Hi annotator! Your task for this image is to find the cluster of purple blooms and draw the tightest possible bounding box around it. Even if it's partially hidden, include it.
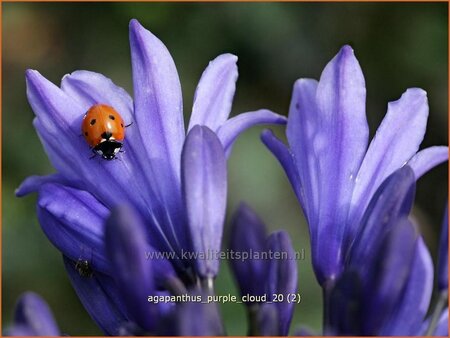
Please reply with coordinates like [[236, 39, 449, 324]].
[[7, 19, 448, 336]]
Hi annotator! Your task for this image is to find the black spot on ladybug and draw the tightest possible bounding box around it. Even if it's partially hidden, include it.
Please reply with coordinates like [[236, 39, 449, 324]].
[[109, 115, 115, 120], [84, 132, 88, 136], [90, 119, 96, 126], [121, 123, 124, 127]]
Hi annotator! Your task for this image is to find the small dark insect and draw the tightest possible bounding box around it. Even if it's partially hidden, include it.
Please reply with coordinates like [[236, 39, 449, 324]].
[[75, 259, 93, 278]]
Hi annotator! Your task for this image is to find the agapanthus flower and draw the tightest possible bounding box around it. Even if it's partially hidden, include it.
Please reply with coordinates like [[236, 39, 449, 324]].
[[229, 204, 297, 335], [16, 19, 286, 335], [4, 292, 60, 336], [262, 45, 448, 285], [327, 166, 448, 336]]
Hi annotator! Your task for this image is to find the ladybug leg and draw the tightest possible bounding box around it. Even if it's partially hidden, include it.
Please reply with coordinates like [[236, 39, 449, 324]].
[[125, 122, 133, 128]]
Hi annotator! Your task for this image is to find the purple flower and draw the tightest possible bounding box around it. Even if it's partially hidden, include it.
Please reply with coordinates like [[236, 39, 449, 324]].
[[16, 19, 286, 335], [5, 292, 60, 336], [61, 123, 227, 334], [229, 204, 298, 335], [262, 45, 448, 285], [328, 166, 448, 336]]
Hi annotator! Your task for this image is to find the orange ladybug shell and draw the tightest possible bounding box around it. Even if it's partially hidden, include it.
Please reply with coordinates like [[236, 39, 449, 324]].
[[82, 104, 125, 147]]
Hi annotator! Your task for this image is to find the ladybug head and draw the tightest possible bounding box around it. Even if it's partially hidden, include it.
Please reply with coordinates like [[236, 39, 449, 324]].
[[93, 140, 123, 160]]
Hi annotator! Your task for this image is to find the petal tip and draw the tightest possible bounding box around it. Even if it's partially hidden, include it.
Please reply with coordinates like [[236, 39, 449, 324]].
[[294, 77, 317, 90], [260, 128, 275, 141], [16, 176, 40, 197], [129, 18, 155, 41], [25, 69, 41, 84], [334, 44, 359, 69], [405, 87, 427, 98], [15, 187, 25, 197], [340, 44, 354, 54], [189, 124, 205, 134], [389, 87, 428, 112], [61, 70, 81, 81], [129, 18, 142, 32], [129, 19, 150, 42], [216, 53, 238, 64], [25, 68, 38, 78], [234, 201, 256, 221]]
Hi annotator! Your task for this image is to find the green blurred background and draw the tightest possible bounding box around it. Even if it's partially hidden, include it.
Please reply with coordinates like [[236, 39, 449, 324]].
[[2, 2, 448, 335]]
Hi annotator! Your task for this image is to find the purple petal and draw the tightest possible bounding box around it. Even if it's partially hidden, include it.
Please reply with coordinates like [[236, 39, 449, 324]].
[[348, 88, 429, 239], [26, 70, 179, 255], [408, 146, 449, 180], [229, 203, 268, 298], [310, 45, 369, 283], [266, 231, 298, 335], [188, 54, 238, 132], [129, 19, 190, 257], [434, 309, 449, 336], [37, 183, 110, 274], [348, 166, 416, 276], [12, 292, 59, 336], [438, 206, 448, 291], [285, 78, 320, 228], [129, 18, 184, 187], [260, 129, 303, 207], [63, 256, 129, 335], [182, 126, 227, 278], [60, 70, 133, 120], [15, 174, 65, 197], [26, 69, 84, 134], [217, 109, 287, 156], [105, 205, 157, 331], [362, 218, 418, 335], [26, 70, 90, 181], [380, 237, 433, 335]]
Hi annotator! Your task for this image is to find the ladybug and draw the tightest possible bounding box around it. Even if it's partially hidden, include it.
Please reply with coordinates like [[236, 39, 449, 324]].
[[81, 104, 127, 160]]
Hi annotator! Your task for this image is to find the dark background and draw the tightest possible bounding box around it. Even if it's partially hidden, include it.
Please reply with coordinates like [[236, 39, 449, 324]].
[[2, 2, 448, 335]]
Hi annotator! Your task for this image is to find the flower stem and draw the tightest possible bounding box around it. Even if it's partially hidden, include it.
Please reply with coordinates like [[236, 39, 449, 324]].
[[247, 304, 260, 336], [322, 279, 335, 335], [163, 276, 187, 296], [425, 289, 448, 335], [200, 277, 227, 335], [201, 276, 215, 295]]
